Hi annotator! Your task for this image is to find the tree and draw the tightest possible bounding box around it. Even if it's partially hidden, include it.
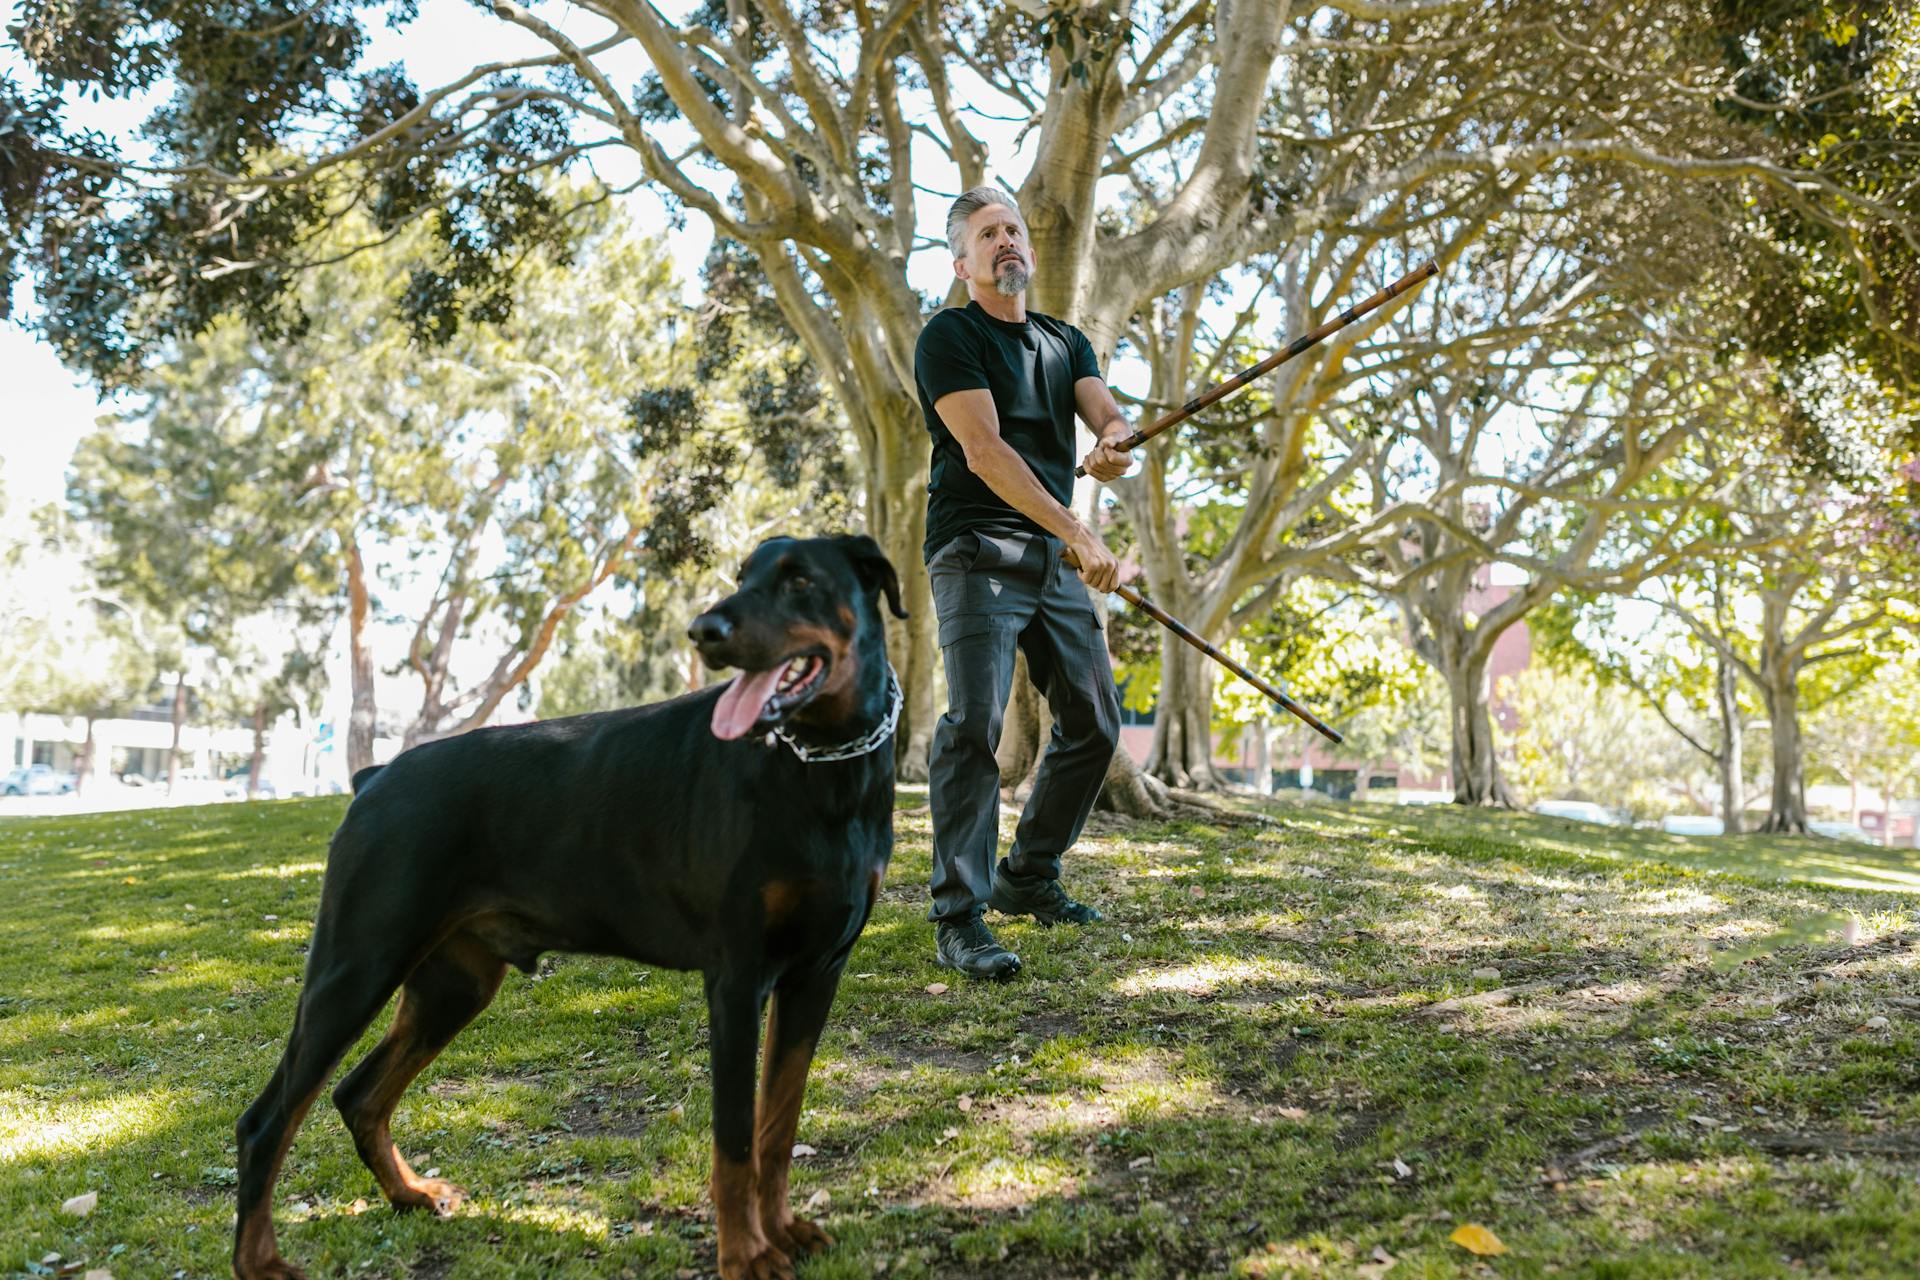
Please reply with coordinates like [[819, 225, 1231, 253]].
[[69, 198, 722, 771], [538, 239, 861, 719], [1209, 581, 1446, 797], [1629, 414, 1918, 833], [201, 610, 331, 796], [1806, 648, 1920, 840], [1495, 658, 1703, 822], [1535, 584, 1772, 831], [10, 0, 1915, 798]]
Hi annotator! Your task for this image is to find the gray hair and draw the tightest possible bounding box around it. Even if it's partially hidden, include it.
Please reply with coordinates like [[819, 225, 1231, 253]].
[[946, 186, 1025, 260]]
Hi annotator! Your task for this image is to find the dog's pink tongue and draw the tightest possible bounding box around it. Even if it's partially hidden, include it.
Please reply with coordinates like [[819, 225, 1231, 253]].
[[711, 666, 785, 740]]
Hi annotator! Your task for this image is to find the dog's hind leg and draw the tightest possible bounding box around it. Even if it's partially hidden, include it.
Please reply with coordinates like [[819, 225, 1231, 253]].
[[753, 960, 846, 1260], [332, 932, 507, 1215], [233, 947, 416, 1280]]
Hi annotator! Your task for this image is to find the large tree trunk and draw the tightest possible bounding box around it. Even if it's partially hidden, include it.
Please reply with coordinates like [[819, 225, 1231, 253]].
[[248, 701, 269, 798], [164, 671, 187, 792], [1445, 651, 1512, 807], [1759, 674, 1809, 833], [345, 535, 378, 776], [1716, 656, 1745, 835], [868, 416, 937, 782], [1145, 635, 1221, 789]]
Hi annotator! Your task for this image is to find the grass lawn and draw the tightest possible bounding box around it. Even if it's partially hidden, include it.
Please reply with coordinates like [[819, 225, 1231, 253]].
[[3, 793, 1917, 1279]]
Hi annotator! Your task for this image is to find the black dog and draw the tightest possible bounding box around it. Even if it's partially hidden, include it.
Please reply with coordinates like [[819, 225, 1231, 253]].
[[233, 534, 906, 1280]]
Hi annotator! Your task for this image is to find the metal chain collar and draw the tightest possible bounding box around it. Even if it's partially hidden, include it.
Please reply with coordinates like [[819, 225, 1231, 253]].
[[770, 665, 902, 764]]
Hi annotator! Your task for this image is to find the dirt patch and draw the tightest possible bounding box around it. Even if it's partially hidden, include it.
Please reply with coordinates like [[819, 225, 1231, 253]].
[[1745, 1129, 1920, 1158], [407, 1247, 452, 1279], [864, 1029, 994, 1074], [1019, 1010, 1083, 1042], [559, 1086, 655, 1140]]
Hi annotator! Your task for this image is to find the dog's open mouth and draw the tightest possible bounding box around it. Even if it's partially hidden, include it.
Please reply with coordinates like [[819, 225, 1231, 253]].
[[710, 653, 829, 740]]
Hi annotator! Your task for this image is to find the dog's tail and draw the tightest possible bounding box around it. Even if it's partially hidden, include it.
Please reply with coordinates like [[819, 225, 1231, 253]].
[[350, 764, 386, 795]]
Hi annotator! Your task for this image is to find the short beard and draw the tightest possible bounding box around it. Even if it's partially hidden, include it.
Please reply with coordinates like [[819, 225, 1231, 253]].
[[993, 258, 1030, 297]]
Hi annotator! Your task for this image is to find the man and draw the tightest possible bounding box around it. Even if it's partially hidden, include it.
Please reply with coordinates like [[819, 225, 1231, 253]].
[[914, 185, 1133, 981]]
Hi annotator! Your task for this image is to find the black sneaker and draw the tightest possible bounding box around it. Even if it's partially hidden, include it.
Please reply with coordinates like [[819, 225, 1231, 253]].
[[935, 917, 1022, 981], [989, 867, 1103, 926]]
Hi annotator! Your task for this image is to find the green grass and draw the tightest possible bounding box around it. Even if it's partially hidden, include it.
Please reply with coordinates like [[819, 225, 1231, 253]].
[[3, 793, 1916, 1279]]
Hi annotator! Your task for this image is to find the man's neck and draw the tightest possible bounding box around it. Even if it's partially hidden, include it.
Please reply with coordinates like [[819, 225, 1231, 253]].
[[969, 286, 1027, 324]]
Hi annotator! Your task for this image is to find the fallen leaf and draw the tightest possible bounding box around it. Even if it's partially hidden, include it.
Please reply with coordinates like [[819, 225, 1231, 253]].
[[1392, 1157, 1413, 1179], [1372, 1245, 1395, 1264], [60, 1191, 98, 1217], [1471, 967, 1502, 981], [85, 1271, 114, 1280], [1275, 1106, 1310, 1121], [1844, 916, 1862, 945], [348, 1198, 369, 1215], [803, 1188, 831, 1211], [924, 982, 949, 996], [1448, 1224, 1508, 1256], [957, 1095, 973, 1112], [1128, 1155, 1153, 1169], [1189, 885, 1206, 899], [1863, 1015, 1890, 1030], [791, 1143, 818, 1158]]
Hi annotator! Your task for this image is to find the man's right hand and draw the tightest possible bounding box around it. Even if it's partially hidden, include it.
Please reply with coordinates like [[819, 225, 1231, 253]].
[[1066, 530, 1120, 594]]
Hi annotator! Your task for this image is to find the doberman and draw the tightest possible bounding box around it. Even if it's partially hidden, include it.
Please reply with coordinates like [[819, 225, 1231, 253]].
[[232, 534, 907, 1280]]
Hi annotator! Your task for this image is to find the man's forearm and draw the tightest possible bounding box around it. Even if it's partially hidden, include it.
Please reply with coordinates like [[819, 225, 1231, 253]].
[[963, 436, 1089, 544]]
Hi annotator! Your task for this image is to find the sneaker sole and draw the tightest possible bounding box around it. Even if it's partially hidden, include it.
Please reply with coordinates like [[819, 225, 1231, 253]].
[[934, 952, 1024, 981]]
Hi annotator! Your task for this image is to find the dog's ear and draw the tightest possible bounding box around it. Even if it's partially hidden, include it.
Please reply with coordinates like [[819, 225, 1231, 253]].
[[834, 534, 908, 619]]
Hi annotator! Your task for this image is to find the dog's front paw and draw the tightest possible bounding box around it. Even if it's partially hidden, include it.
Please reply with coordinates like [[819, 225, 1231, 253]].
[[391, 1177, 467, 1217], [718, 1238, 795, 1280], [769, 1212, 832, 1257], [232, 1252, 311, 1280]]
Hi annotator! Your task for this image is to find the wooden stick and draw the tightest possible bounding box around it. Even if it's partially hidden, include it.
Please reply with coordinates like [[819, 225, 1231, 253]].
[[1113, 581, 1343, 745], [1064, 550, 1343, 744], [1077, 260, 1439, 477]]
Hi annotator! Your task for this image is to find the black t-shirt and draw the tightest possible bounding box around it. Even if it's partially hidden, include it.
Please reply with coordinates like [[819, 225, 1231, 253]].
[[913, 302, 1102, 560]]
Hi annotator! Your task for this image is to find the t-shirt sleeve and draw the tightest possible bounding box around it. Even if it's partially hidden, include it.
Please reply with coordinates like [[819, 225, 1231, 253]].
[[1067, 325, 1101, 382], [915, 310, 990, 403]]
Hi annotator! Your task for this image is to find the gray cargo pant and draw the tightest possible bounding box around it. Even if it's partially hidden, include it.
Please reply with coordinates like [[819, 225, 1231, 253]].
[[926, 528, 1122, 923]]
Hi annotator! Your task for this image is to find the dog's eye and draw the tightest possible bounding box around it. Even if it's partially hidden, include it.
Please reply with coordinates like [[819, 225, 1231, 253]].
[[784, 575, 812, 594]]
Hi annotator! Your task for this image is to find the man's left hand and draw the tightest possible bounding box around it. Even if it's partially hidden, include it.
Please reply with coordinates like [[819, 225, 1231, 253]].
[[1081, 440, 1131, 482]]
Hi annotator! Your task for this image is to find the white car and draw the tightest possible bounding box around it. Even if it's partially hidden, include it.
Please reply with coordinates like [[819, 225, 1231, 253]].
[[1533, 800, 1618, 825], [1658, 814, 1724, 836], [2, 764, 76, 796]]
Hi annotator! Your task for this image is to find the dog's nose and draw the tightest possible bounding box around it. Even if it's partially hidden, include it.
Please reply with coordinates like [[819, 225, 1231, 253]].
[[688, 612, 733, 645]]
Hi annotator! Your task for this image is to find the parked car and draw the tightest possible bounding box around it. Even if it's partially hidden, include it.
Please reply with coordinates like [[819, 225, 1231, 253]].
[[1808, 819, 1875, 844], [1, 764, 76, 796], [1659, 814, 1725, 836], [1532, 799, 1619, 825], [224, 770, 277, 800]]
